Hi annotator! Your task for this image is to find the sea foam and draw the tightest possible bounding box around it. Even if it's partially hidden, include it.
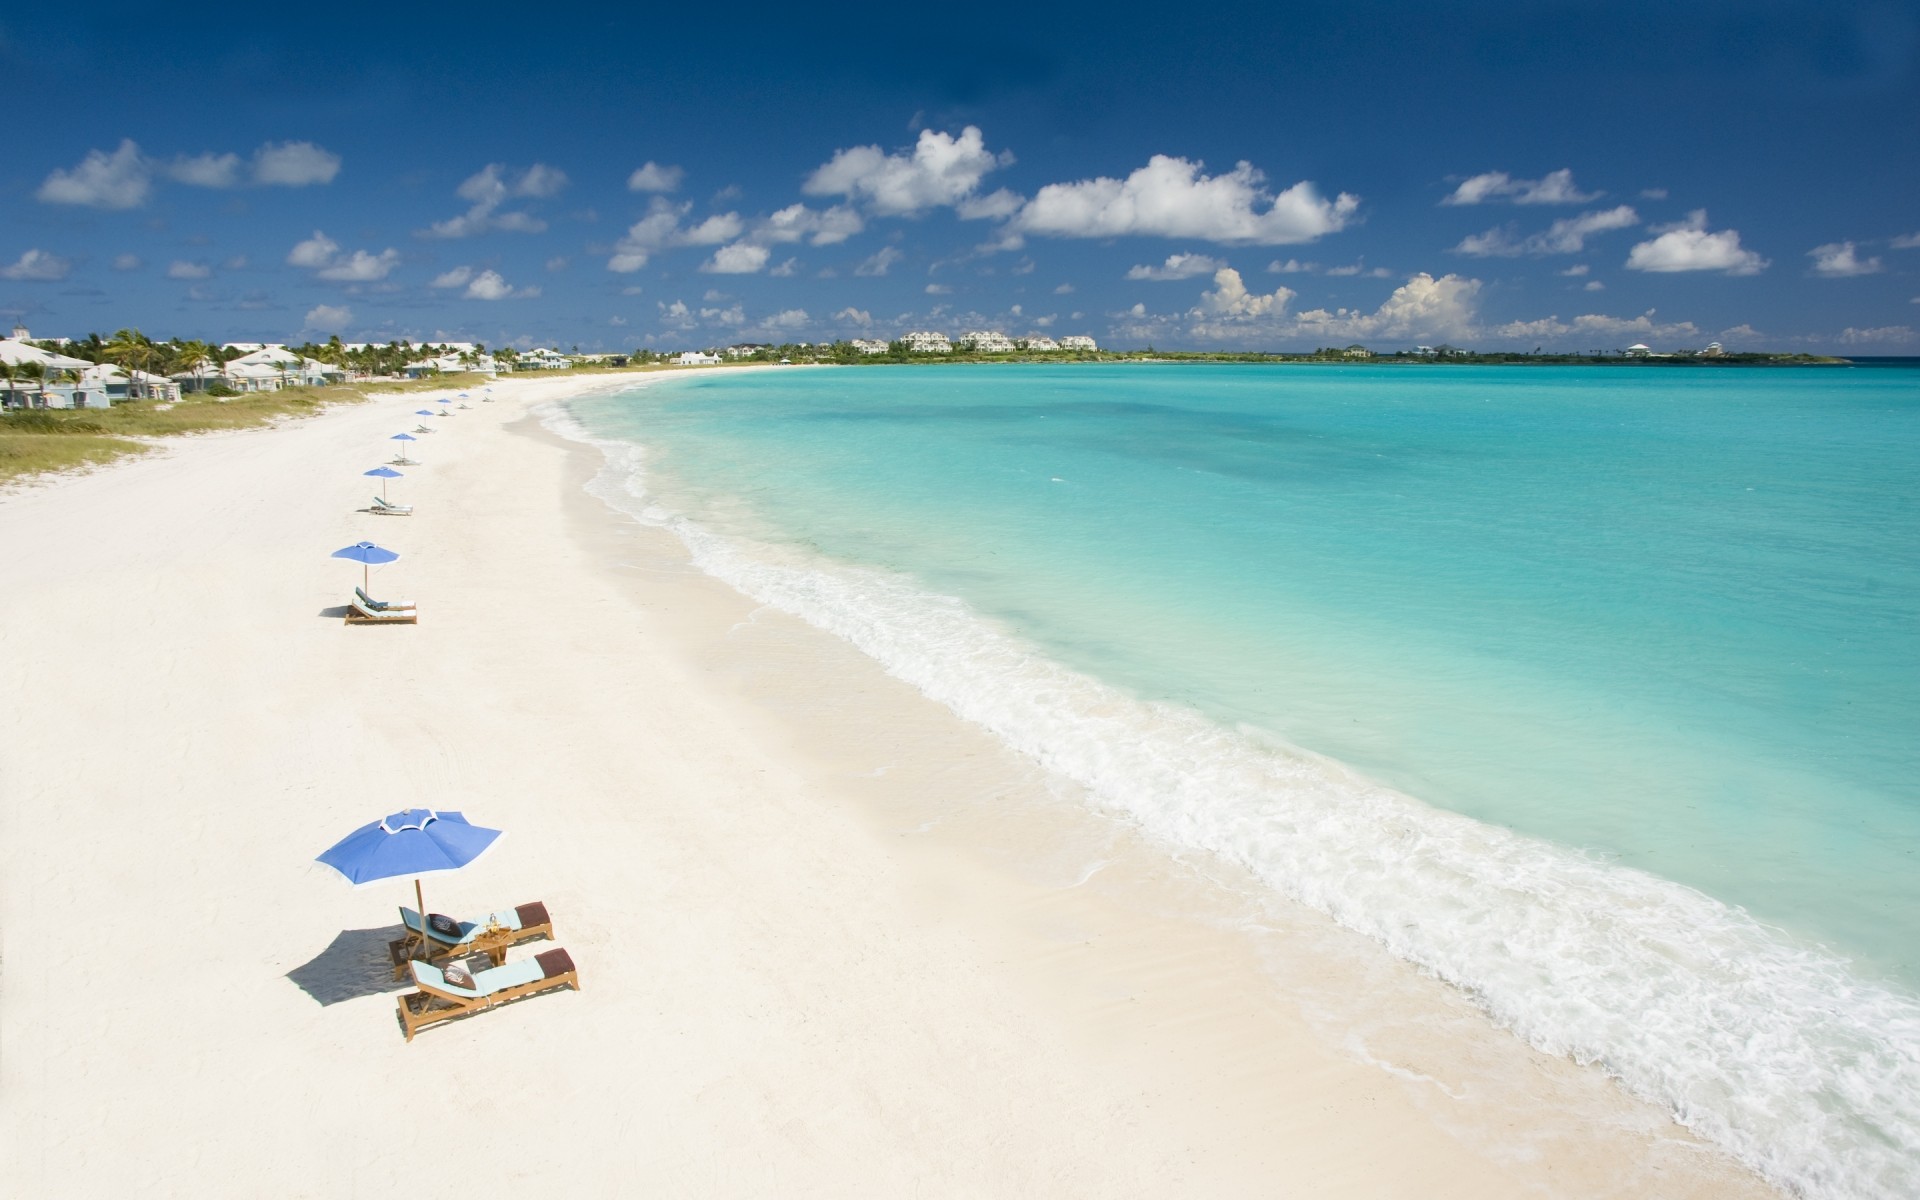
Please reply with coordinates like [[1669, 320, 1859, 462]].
[[545, 399, 1920, 1200]]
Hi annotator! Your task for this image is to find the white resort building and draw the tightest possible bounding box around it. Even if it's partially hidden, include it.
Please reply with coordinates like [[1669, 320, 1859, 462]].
[[900, 331, 953, 354], [674, 351, 721, 366], [958, 331, 1016, 353], [850, 339, 890, 355], [1058, 335, 1098, 351], [1017, 335, 1059, 352]]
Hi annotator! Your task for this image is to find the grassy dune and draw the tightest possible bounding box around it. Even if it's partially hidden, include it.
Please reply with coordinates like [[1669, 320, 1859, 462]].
[[0, 380, 429, 485]]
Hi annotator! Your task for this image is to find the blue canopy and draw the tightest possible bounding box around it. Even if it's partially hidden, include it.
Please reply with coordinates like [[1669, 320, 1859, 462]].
[[365, 467, 403, 480], [391, 432, 416, 442], [315, 808, 502, 888], [332, 541, 399, 566], [416, 409, 435, 417]]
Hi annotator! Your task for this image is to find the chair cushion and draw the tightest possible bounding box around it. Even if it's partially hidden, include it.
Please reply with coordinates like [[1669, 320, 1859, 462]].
[[442, 962, 475, 990], [427, 913, 460, 937]]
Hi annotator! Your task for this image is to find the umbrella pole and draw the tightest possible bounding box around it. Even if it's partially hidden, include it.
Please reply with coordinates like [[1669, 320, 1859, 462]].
[[414, 878, 427, 962]]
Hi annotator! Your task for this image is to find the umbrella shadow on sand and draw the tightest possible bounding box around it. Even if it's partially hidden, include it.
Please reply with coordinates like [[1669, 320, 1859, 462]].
[[287, 926, 406, 1005], [317, 605, 352, 619]]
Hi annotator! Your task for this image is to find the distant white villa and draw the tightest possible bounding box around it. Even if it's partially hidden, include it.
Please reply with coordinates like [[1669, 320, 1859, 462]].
[[674, 351, 721, 366], [900, 331, 953, 354], [1624, 343, 1653, 358], [0, 335, 179, 408], [1702, 342, 1726, 357], [1017, 335, 1059, 352], [1058, 335, 1098, 352], [723, 343, 771, 360], [958, 331, 1016, 353], [850, 339, 890, 355]]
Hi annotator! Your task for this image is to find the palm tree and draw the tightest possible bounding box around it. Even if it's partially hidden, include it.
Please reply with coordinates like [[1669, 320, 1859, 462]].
[[15, 360, 46, 408], [105, 328, 159, 400], [0, 358, 16, 409]]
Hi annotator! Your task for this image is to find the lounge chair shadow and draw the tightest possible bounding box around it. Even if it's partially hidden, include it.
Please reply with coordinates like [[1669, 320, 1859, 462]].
[[287, 926, 407, 1006], [318, 604, 352, 619]]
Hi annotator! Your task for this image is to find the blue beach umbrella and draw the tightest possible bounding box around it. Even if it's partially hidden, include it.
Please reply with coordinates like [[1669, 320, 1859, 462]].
[[389, 431, 418, 464], [315, 808, 504, 961], [365, 465, 402, 502], [331, 539, 399, 592]]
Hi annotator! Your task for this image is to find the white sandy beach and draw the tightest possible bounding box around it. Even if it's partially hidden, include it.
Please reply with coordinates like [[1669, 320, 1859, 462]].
[[0, 372, 1780, 1198]]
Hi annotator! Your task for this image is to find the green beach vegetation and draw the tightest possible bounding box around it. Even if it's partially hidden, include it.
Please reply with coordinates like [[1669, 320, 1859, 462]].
[[0, 377, 477, 485]]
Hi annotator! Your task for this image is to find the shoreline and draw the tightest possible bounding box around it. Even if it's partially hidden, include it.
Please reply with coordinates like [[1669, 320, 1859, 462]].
[[0, 372, 1778, 1196]]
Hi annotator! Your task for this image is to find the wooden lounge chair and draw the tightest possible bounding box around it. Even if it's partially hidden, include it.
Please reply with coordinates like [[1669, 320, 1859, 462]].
[[389, 901, 555, 978], [355, 586, 414, 611], [370, 496, 414, 516], [398, 947, 579, 1041], [346, 597, 417, 625]]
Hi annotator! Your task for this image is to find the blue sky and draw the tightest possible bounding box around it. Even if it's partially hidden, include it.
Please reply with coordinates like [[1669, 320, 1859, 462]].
[[4, 2, 1917, 353]]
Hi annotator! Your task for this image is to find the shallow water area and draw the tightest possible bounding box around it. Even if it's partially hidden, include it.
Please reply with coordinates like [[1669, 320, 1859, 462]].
[[560, 362, 1920, 1200]]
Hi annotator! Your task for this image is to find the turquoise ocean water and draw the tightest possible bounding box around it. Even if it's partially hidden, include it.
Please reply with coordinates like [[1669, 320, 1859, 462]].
[[560, 363, 1920, 1199]]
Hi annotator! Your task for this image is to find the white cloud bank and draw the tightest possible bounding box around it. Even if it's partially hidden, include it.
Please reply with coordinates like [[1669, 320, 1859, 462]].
[[804, 126, 1012, 216], [286, 230, 400, 281], [627, 161, 685, 193], [1808, 241, 1883, 277], [37, 139, 340, 208], [1455, 206, 1639, 256], [1625, 211, 1767, 275], [1443, 168, 1599, 206], [1127, 253, 1224, 281], [423, 163, 569, 237], [302, 304, 352, 333], [1006, 155, 1357, 246], [1838, 325, 1915, 345], [1, 249, 72, 281], [462, 270, 538, 301], [36, 140, 151, 208], [609, 196, 854, 274]]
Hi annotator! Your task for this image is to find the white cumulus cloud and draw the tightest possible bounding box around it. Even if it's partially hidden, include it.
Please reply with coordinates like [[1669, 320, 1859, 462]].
[[431, 266, 474, 289], [288, 230, 399, 281], [317, 249, 400, 282], [1, 249, 72, 281], [303, 304, 352, 332], [765, 308, 810, 331], [112, 253, 143, 271], [1443, 168, 1599, 206], [251, 141, 342, 186], [167, 151, 242, 188], [1838, 325, 1915, 344], [1808, 241, 1883, 277], [424, 163, 568, 237], [855, 246, 903, 277], [167, 260, 212, 280], [804, 126, 1011, 216], [1891, 232, 1920, 250], [1626, 211, 1767, 275], [37, 139, 151, 209], [757, 203, 865, 246], [463, 270, 537, 301], [1455, 206, 1639, 257], [1007, 155, 1358, 246], [1487, 309, 1702, 345], [1127, 253, 1225, 281], [703, 242, 772, 274], [287, 231, 341, 268], [1194, 268, 1294, 317], [627, 162, 685, 192], [834, 306, 873, 327]]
